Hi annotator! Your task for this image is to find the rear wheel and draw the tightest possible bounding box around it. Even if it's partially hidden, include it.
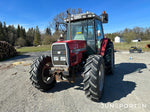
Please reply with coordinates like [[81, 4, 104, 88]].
[[129, 48, 134, 53], [29, 55, 56, 91], [103, 41, 114, 74], [137, 49, 142, 53], [83, 55, 105, 102]]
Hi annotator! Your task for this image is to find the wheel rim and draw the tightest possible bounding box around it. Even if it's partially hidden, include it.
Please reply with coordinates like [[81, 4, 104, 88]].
[[42, 62, 54, 84], [99, 64, 104, 91]]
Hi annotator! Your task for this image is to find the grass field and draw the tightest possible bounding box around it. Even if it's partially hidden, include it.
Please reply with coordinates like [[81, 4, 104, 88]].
[[16, 41, 150, 54], [114, 41, 150, 52], [16, 45, 51, 53]]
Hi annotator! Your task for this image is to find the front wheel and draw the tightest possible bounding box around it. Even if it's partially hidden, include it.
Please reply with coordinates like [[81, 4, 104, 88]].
[[83, 55, 105, 102], [29, 55, 56, 91]]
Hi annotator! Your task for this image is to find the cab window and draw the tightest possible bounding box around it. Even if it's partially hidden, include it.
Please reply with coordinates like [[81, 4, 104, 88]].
[[95, 19, 104, 49]]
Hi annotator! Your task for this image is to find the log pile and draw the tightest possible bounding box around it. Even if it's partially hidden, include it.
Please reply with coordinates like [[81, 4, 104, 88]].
[[0, 41, 17, 60]]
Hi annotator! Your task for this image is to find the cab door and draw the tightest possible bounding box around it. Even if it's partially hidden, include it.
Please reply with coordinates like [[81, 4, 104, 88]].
[[95, 19, 104, 54]]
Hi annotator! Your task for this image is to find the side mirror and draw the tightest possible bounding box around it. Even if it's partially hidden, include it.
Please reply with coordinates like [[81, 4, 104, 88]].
[[55, 22, 59, 31], [97, 30, 101, 37], [101, 11, 108, 23]]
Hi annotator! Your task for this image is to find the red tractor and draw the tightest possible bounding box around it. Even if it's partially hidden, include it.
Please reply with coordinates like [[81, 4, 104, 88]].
[[30, 11, 114, 102]]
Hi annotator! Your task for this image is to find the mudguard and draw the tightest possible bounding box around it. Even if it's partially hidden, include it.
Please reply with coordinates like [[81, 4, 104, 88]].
[[100, 38, 110, 56]]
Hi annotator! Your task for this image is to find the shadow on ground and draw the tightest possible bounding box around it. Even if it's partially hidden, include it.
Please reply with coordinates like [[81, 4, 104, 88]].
[[101, 62, 147, 103], [1, 51, 51, 62], [0, 54, 30, 62], [48, 77, 83, 93], [8, 55, 30, 60], [47, 62, 147, 103]]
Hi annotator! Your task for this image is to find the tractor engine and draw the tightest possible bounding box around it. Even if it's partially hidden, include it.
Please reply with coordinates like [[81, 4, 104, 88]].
[[51, 40, 86, 77]]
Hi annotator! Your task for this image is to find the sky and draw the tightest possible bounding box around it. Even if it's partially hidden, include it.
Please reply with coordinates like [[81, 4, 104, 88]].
[[0, 0, 150, 33]]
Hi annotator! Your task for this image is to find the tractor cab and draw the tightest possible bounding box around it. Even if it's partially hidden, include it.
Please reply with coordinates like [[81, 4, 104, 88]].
[[65, 11, 108, 55]]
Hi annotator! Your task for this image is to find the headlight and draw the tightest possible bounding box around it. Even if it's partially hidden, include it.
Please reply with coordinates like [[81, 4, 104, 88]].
[[60, 57, 66, 61], [54, 57, 59, 61]]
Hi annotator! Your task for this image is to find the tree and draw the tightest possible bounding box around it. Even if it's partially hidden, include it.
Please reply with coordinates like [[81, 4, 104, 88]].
[[26, 28, 34, 46], [50, 8, 83, 41], [33, 26, 41, 46], [144, 28, 150, 40], [17, 25, 20, 38], [19, 26, 26, 39], [7, 25, 17, 45], [42, 27, 58, 45], [45, 27, 52, 36], [52, 8, 83, 33], [123, 31, 135, 43], [0, 22, 4, 41], [42, 35, 52, 45], [0, 21, 33, 46], [15, 37, 26, 47], [52, 30, 61, 40], [3, 22, 8, 42], [70, 8, 82, 14]]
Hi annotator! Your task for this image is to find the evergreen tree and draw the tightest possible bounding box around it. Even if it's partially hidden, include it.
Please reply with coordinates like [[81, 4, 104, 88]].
[[3, 22, 8, 41], [26, 28, 34, 46], [19, 26, 26, 39], [17, 25, 20, 38], [45, 27, 52, 36], [0, 22, 4, 41], [33, 26, 41, 46], [7, 25, 17, 45]]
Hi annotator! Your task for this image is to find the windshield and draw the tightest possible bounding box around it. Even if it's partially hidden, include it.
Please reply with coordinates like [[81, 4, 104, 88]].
[[66, 19, 94, 40]]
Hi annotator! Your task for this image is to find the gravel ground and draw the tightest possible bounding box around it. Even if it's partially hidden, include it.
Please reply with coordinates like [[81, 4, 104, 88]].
[[0, 51, 150, 112]]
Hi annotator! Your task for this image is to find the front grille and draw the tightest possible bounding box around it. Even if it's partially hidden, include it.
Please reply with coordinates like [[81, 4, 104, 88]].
[[52, 44, 68, 66]]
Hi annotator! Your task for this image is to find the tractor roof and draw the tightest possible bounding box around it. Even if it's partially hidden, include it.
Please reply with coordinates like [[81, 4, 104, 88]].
[[64, 12, 101, 22]]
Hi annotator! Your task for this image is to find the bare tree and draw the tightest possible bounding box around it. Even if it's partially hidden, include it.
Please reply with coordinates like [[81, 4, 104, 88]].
[[49, 8, 83, 40], [51, 8, 83, 32]]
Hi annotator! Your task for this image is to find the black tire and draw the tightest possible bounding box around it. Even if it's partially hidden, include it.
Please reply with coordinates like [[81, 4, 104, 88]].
[[29, 55, 56, 91], [129, 49, 134, 53], [103, 41, 114, 74], [137, 49, 142, 53], [83, 55, 105, 102]]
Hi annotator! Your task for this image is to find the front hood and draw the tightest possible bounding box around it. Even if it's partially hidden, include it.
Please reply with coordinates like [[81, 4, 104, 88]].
[[54, 40, 86, 50]]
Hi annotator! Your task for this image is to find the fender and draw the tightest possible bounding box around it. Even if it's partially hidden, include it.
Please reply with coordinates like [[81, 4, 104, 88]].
[[100, 38, 110, 56]]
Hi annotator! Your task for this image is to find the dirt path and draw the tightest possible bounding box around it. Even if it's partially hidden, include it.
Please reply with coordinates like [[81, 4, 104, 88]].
[[0, 51, 150, 112]]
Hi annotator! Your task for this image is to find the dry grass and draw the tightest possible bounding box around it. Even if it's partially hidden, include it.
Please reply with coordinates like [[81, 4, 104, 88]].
[[114, 41, 150, 52], [16, 41, 150, 54], [16, 45, 51, 53]]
